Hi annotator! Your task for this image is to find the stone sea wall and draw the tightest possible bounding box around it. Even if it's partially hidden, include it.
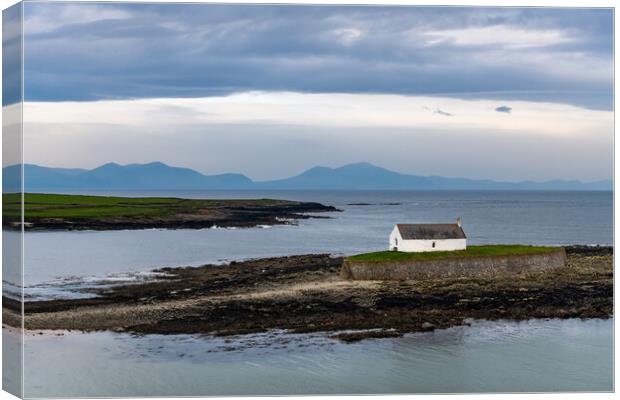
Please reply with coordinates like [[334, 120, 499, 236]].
[[341, 249, 567, 281]]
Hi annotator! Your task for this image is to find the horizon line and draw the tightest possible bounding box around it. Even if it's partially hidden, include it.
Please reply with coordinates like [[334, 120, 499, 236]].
[[3, 161, 612, 185]]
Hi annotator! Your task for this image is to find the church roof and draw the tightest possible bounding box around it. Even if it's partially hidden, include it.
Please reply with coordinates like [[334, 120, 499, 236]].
[[396, 223, 466, 240]]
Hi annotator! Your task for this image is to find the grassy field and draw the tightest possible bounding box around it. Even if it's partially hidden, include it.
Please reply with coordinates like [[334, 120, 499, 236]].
[[347, 245, 560, 262], [3, 193, 291, 219]]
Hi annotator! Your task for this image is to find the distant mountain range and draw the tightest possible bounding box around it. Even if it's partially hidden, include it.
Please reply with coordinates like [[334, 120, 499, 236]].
[[2, 162, 612, 191]]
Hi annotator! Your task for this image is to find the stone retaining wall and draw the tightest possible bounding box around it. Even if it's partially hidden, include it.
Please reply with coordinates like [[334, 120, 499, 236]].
[[341, 249, 566, 281]]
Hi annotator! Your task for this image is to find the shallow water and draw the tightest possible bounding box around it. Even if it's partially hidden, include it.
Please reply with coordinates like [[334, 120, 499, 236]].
[[9, 190, 613, 299], [16, 318, 613, 397]]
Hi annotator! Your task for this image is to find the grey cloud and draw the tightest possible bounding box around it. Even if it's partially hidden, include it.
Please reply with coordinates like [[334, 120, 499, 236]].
[[423, 106, 454, 117], [495, 106, 512, 113], [434, 108, 453, 117], [22, 4, 613, 109], [424, 106, 453, 116]]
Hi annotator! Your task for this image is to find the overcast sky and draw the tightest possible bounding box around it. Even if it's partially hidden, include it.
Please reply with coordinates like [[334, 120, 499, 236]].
[[11, 3, 614, 181]]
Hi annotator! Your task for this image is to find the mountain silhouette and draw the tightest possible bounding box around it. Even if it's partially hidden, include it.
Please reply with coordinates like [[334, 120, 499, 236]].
[[2, 161, 611, 191]]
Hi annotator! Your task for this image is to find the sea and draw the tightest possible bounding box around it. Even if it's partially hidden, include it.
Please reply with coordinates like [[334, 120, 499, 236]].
[[2, 190, 614, 396]]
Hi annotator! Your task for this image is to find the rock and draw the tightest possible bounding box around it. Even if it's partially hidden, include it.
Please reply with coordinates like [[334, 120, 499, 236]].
[[421, 322, 435, 331]]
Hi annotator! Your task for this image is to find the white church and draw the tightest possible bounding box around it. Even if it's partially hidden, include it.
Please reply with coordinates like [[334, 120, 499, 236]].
[[389, 218, 467, 252]]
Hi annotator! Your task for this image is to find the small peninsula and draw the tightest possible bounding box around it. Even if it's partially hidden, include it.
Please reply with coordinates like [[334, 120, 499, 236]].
[[2, 193, 339, 230], [3, 246, 612, 342]]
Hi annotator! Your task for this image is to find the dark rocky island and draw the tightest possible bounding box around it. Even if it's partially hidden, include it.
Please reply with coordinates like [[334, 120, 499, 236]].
[[2, 193, 339, 231], [3, 246, 612, 342]]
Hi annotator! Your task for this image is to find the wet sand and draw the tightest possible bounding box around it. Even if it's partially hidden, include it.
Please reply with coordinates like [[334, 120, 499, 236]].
[[3, 246, 612, 342]]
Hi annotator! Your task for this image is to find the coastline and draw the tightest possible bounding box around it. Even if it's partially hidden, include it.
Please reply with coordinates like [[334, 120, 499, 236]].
[[3, 193, 340, 231], [3, 246, 612, 342]]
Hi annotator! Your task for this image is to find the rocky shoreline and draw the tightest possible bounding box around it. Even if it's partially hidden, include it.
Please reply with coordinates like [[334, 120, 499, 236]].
[[6, 201, 339, 231], [2, 246, 612, 342]]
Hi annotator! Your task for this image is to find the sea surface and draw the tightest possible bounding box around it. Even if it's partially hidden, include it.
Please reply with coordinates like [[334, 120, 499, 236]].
[[9, 318, 614, 396], [2, 190, 614, 396]]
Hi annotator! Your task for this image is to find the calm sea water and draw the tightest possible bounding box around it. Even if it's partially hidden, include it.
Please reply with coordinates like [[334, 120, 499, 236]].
[[10, 190, 613, 298], [11, 318, 613, 397], [3, 190, 613, 396]]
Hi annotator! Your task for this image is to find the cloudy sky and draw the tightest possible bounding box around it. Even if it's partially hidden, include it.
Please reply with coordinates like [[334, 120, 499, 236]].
[[10, 3, 614, 181]]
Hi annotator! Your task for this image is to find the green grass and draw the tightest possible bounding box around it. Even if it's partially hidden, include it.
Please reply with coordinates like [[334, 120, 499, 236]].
[[347, 245, 560, 262], [3, 193, 292, 220]]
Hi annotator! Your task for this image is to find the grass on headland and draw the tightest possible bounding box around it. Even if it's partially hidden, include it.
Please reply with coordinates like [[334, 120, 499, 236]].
[[3, 193, 291, 219], [347, 245, 561, 262]]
